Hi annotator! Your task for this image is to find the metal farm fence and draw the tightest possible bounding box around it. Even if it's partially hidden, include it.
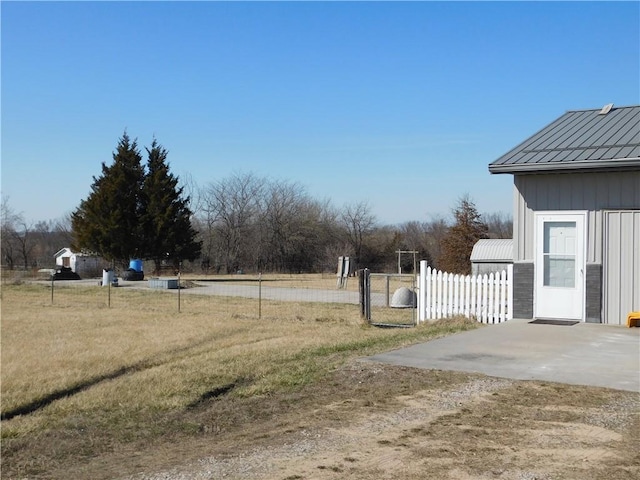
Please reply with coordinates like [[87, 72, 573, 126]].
[[9, 262, 511, 326], [19, 271, 367, 322], [359, 270, 417, 327]]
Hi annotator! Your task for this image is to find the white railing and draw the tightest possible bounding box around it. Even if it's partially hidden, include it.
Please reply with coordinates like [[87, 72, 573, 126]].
[[417, 260, 513, 324]]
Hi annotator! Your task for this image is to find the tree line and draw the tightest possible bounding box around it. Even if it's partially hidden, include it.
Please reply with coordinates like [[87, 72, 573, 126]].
[[2, 134, 512, 276]]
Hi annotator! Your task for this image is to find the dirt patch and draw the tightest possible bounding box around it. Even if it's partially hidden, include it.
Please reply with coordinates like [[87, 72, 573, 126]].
[[20, 362, 636, 480]]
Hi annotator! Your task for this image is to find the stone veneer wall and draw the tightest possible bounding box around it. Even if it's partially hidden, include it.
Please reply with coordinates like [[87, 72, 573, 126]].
[[585, 263, 602, 323], [512, 262, 534, 319]]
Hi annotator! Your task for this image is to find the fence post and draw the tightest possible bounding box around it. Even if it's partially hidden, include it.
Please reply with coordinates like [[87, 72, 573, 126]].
[[258, 272, 262, 319], [507, 264, 514, 321], [451, 274, 457, 315], [359, 269, 371, 323], [499, 269, 506, 322], [488, 272, 495, 324], [385, 275, 390, 307], [471, 274, 477, 319], [412, 273, 418, 325], [426, 266, 432, 320], [418, 260, 427, 323], [481, 274, 488, 323], [464, 274, 471, 317], [359, 270, 364, 319], [446, 272, 453, 317], [365, 269, 371, 322], [436, 270, 443, 319]]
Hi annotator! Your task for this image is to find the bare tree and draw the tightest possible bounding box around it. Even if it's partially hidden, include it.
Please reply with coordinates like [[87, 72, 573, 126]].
[[314, 201, 343, 272], [1, 195, 21, 270], [180, 172, 204, 215], [178, 173, 207, 272], [201, 173, 265, 273], [0, 197, 38, 270], [197, 173, 346, 274], [423, 215, 449, 269], [53, 213, 74, 247], [397, 221, 432, 272], [399, 221, 424, 251], [31, 215, 74, 269], [362, 224, 401, 272], [14, 218, 39, 270], [31, 221, 53, 268], [1, 197, 76, 271], [340, 201, 376, 270], [261, 179, 310, 271], [484, 212, 513, 239]]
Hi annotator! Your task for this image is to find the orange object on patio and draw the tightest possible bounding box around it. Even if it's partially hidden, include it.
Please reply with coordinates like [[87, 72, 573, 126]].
[[627, 312, 640, 328]]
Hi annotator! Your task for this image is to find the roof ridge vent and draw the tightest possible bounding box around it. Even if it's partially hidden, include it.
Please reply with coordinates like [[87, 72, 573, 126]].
[[598, 103, 614, 115]]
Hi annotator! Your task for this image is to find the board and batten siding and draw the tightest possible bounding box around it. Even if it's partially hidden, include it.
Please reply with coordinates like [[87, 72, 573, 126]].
[[603, 210, 640, 325], [512, 171, 640, 263]]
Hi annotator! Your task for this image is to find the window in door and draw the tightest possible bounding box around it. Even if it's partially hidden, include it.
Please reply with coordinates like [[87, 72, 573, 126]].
[[543, 221, 576, 288]]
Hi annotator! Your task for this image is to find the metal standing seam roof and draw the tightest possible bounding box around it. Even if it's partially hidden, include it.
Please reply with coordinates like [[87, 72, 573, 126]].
[[470, 239, 513, 263], [489, 105, 640, 174]]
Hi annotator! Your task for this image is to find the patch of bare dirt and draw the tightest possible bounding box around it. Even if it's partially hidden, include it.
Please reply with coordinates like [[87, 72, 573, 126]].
[[8, 362, 639, 480], [118, 363, 640, 480]]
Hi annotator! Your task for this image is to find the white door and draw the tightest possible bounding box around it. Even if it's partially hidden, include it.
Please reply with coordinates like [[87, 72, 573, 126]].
[[535, 213, 586, 320]]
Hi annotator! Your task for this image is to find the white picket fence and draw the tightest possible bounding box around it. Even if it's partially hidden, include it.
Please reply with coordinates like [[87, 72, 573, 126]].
[[417, 260, 513, 324]]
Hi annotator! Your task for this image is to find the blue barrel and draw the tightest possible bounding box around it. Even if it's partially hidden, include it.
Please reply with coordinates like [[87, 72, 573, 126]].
[[129, 259, 143, 272]]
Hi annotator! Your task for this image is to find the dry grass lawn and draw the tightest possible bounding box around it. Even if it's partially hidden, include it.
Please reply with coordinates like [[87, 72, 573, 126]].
[[1, 280, 638, 480]]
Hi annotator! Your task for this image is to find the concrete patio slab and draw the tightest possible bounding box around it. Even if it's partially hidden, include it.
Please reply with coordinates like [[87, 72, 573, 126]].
[[367, 319, 640, 392]]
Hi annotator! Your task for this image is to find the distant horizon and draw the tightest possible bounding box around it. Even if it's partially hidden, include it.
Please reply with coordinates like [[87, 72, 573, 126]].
[[2, 1, 638, 225], [2, 159, 514, 228]]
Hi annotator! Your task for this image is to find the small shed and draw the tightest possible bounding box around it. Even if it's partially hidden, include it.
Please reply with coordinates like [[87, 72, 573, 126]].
[[54, 248, 103, 278], [470, 239, 513, 275]]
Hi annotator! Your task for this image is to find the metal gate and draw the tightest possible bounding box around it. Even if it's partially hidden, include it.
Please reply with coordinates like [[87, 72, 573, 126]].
[[359, 269, 417, 327]]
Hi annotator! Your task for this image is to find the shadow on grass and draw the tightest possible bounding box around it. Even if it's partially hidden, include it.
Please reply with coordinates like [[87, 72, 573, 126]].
[[1, 334, 221, 422], [186, 379, 250, 409], [1, 365, 140, 421]]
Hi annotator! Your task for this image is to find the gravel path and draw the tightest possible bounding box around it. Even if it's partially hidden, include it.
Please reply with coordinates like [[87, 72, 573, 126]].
[[123, 377, 515, 480]]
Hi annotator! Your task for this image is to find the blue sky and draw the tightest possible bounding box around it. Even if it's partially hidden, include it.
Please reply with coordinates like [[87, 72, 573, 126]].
[[2, 1, 639, 226]]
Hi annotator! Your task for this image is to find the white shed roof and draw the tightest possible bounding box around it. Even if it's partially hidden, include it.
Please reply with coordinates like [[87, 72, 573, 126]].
[[54, 247, 73, 258], [53, 248, 99, 259], [470, 239, 513, 263]]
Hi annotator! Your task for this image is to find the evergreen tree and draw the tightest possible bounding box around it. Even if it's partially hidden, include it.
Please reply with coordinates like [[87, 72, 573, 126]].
[[141, 139, 201, 273], [439, 196, 489, 275], [71, 133, 145, 265]]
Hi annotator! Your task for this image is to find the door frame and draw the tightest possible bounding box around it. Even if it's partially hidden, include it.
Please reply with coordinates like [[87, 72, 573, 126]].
[[534, 211, 587, 321]]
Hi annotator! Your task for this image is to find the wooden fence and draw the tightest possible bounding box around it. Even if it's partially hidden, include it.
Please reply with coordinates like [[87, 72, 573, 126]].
[[417, 260, 513, 324]]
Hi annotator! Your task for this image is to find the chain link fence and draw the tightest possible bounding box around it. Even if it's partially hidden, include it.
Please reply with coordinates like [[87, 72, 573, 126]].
[[359, 270, 417, 327]]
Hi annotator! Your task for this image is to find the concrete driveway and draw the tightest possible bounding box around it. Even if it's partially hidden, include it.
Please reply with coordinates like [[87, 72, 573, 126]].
[[368, 319, 640, 392]]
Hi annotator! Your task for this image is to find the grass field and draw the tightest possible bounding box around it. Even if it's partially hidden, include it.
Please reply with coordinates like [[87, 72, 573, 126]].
[[1, 281, 480, 479]]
